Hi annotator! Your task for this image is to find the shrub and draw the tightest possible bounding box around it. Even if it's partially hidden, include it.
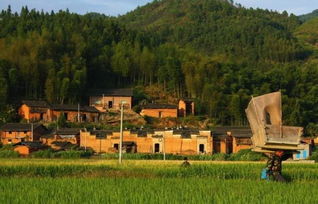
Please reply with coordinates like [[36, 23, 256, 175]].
[[229, 149, 266, 161], [0, 150, 19, 158], [54, 150, 93, 159], [211, 153, 230, 161], [309, 152, 318, 162], [30, 149, 55, 158], [0, 144, 14, 150]]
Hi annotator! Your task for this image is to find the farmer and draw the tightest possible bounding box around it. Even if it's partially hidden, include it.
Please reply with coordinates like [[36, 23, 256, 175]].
[[265, 150, 291, 182], [181, 157, 191, 167]]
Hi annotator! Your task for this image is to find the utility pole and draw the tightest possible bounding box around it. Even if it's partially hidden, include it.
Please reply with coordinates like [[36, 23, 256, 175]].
[[119, 101, 126, 164], [31, 123, 34, 141], [78, 103, 80, 122], [163, 134, 166, 161]]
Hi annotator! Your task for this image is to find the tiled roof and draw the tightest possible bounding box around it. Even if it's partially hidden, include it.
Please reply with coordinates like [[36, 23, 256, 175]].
[[1, 123, 44, 132], [30, 107, 47, 113], [88, 88, 133, 97], [173, 129, 200, 135], [22, 100, 50, 108], [51, 141, 78, 149], [22, 100, 100, 113], [212, 127, 252, 138], [14, 141, 46, 149], [91, 130, 113, 139], [142, 104, 177, 109], [51, 104, 99, 113], [179, 98, 194, 102], [56, 128, 82, 135]]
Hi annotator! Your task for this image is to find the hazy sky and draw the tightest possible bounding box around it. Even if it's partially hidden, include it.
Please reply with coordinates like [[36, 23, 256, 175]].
[[0, 0, 317, 16]]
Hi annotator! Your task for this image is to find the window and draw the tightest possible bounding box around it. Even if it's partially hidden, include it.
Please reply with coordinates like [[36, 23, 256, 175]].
[[21, 138, 25, 142], [64, 112, 68, 120], [108, 101, 113, 109], [154, 143, 160, 153], [199, 144, 205, 153], [9, 131, 12, 134], [114, 144, 119, 150], [158, 111, 162, 118], [82, 114, 87, 122], [8, 139, 12, 144]]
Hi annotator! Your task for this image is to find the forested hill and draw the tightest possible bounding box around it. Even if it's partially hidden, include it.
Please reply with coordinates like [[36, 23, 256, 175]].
[[120, 0, 305, 62], [1, 1, 318, 133], [299, 9, 318, 22]]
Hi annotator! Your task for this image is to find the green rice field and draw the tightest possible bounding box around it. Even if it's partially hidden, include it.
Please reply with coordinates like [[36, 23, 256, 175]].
[[0, 159, 318, 203]]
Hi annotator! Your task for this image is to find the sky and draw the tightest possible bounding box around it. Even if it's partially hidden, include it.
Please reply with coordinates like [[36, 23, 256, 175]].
[[0, 0, 317, 16]]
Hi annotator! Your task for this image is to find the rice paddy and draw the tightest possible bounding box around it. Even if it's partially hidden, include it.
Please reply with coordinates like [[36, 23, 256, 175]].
[[0, 159, 318, 203]]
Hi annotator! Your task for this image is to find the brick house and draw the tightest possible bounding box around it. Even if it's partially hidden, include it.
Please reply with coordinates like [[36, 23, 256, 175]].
[[89, 88, 133, 112], [18, 101, 100, 123], [18, 100, 50, 121], [212, 127, 232, 154], [50, 104, 99, 122], [229, 127, 253, 153], [41, 128, 82, 146], [14, 142, 47, 155], [0, 123, 48, 145], [178, 98, 195, 117], [80, 129, 212, 155], [212, 127, 252, 154], [140, 104, 178, 118]]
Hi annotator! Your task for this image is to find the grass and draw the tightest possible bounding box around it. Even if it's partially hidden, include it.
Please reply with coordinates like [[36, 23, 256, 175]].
[[1, 178, 318, 204], [0, 159, 317, 203]]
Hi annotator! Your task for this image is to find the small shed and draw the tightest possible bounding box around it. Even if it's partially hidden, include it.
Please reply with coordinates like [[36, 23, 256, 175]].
[[89, 88, 133, 111], [140, 104, 178, 118], [178, 98, 195, 117], [14, 142, 47, 155]]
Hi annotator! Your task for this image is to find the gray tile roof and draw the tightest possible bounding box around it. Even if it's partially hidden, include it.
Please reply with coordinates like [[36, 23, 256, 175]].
[[1, 123, 44, 132], [212, 127, 252, 138], [22, 100, 50, 108], [51, 104, 100, 113]]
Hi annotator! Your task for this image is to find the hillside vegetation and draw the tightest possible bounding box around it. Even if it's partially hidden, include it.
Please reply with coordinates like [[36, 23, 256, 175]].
[[0, 1, 318, 133], [299, 9, 318, 22]]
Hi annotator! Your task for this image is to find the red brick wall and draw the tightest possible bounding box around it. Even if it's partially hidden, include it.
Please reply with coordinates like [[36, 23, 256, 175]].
[[80, 130, 212, 155], [140, 109, 178, 118]]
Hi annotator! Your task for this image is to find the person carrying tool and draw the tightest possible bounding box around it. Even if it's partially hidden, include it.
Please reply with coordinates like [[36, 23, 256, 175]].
[[264, 150, 291, 182], [180, 157, 191, 167]]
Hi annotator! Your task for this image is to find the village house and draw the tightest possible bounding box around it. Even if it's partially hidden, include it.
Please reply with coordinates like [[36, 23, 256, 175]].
[[140, 104, 178, 118], [211, 127, 233, 154], [229, 127, 253, 153], [40, 128, 82, 147], [0, 123, 48, 145], [18, 100, 50, 121], [80, 129, 212, 155], [178, 98, 195, 117], [18, 101, 100, 123], [89, 88, 133, 112], [13, 142, 47, 156], [211, 127, 252, 154], [50, 104, 99, 122]]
